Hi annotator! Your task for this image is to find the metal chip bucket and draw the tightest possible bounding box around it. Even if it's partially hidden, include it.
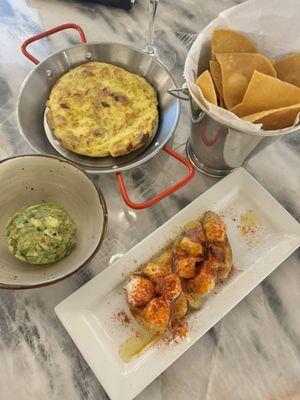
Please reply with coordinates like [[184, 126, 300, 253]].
[[169, 88, 300, 177]]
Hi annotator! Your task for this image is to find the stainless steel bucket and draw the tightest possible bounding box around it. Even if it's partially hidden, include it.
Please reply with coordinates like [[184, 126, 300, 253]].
[[169, 89, 300, 177]]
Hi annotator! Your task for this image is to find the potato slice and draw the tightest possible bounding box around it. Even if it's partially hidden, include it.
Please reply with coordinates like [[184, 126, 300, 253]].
[[185, 292, 204, 310], [171, 292, 188, 322], [155, 249, 173, 267], [209, 242, 233, 281], [202, 211, 233, 279], [184, 220, 201, 233]]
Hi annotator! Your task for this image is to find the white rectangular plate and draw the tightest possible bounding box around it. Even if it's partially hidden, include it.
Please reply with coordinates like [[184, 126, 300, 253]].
[[55, 168, 300, 400]]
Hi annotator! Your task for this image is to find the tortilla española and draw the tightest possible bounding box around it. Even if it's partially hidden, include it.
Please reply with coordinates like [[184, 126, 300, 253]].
[[46, 61, 159, 157]]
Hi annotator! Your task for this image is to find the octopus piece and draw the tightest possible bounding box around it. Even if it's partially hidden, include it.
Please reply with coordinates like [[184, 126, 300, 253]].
[[155, 273, 182, 301], [210, 242, 233, 280], [202, 211, 233, 279], [143, 262, 165, 283], [202, 211, 227, 243], [181, 279, 203, 310], [176, 236, 203, 257], [174, 255, 197, 279], [125, 274, 155, 307], [139, 298, 170, 332], [185, 221, 207, 246], [143, 250, 172, 283], [187, 257, 219, 296]]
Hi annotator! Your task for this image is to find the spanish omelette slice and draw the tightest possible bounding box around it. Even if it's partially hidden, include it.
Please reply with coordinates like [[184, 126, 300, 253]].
[[46, 61, 158, 157]]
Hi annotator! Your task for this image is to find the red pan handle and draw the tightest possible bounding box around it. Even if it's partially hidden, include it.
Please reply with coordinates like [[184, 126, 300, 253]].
[[116, 146, 195, 210], [21, 23, 87, 65]]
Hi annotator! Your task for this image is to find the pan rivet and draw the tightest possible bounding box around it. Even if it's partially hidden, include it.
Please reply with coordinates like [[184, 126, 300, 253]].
[[86, 52, 92, 60], [46, 70, 53, 77]]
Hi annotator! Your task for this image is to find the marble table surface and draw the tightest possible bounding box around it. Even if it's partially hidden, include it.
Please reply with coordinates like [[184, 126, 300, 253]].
[[0, 0, 300, 399]]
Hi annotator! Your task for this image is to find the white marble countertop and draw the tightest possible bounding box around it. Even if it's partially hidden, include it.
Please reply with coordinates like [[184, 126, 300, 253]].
[[0, 0, 300, 399]]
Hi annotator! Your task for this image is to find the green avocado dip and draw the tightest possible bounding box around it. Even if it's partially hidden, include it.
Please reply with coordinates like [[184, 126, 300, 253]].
[[5, 202, 76, 265]]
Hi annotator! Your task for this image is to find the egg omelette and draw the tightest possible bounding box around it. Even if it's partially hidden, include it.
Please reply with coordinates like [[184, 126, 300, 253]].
[[46, 61, 159, 157]]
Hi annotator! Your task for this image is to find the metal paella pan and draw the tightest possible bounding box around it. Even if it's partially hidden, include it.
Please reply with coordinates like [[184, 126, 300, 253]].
[[17, 23, 195, 209]]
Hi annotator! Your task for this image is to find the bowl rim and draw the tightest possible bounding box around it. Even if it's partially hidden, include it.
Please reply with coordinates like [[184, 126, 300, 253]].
[[0, 153, 108, 290]]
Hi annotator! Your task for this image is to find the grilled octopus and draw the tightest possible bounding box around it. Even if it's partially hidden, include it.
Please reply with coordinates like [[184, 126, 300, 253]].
[[125, 211, 233, 334]]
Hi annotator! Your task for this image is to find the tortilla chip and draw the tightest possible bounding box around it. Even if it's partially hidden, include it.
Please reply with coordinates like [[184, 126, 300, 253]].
[[196, 70, 217, 105], [211, 29, 257, 60], [274, 53, 300, 88], [209, 60, 223, 97], [216, 53, 276, 109], [231, 71, 300, 117], [243, 103, 300, 130]]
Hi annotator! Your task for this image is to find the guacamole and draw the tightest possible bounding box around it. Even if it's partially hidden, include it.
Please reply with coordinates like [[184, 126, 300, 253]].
[[5, 202, 76, 265]]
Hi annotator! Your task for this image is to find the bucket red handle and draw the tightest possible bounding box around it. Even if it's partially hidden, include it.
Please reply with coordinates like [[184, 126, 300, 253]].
[[21, 23, 87, 65], [200, 126, 222, 147], [116, 146, 195, 210]]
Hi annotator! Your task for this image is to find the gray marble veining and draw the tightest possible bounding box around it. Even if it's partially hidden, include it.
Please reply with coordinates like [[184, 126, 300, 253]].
[[0, 0, 299, 399]]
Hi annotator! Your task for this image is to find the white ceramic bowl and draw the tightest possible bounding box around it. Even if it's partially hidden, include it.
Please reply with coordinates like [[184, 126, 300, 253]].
[[0, 155, 107, 289]]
